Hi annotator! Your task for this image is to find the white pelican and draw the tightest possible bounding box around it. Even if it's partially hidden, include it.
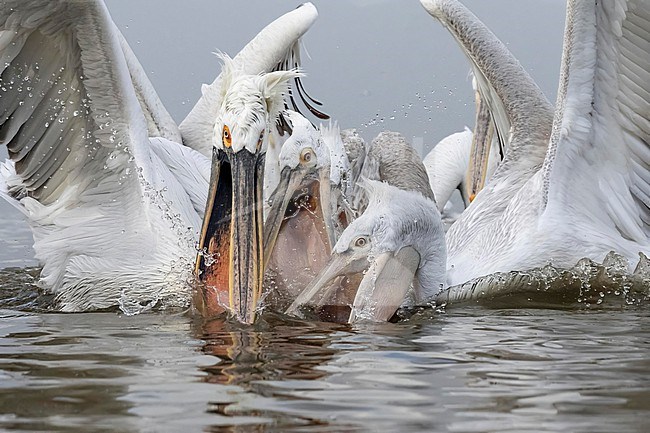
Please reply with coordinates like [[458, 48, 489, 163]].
[[264, 110, 335, 264], [423, 76, 504, 215], [286, 131, 439, 321], [423, 127, 499, 213], [0, 0, 321, 322], [350, 131, 435, 214], [424, 128, 474, 211], [288, 0, 650, 321], [287, 180, 445, 322], [262, 111, 335, 308], [427, 0, 650, 288], [262, 112, 359, 310]]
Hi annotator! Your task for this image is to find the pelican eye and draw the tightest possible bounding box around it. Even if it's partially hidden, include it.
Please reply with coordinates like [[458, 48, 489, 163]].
[[222, 126, 232, 148], [354, 236, 369, 248], [300, 148, 315, 165]]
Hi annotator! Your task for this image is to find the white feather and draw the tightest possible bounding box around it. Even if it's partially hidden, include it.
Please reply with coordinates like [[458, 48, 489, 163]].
[[421, 0, 650, 290], [179, 3, 318, 157], [0, 0, 316, 311]]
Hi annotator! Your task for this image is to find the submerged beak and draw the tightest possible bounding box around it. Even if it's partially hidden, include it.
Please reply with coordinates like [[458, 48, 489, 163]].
[[465, 89, 494, 203], [195, 148, 265, 324], [349, 247, 420, 322], [285, 248, 367, 319], [286, 246, 420, 323], [263, 166, 337, 265]]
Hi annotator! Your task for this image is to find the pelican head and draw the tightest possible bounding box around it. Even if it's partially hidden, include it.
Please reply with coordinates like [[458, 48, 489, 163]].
[[286, 180, 447, 322], [195, 56, 301, 323], [263, 110, 336, 267]]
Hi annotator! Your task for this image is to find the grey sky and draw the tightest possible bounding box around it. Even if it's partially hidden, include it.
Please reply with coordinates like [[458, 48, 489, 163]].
[[104, 0, 567, 155], [0, 1, 568, 260]]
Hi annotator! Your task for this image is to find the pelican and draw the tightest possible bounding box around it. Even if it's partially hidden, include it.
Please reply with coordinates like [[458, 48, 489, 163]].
[[0, 0, 322, 323], [263, 111, 360, 310], [423, 127, 500, 216], [423, 76, 503, 215], [286, 131, 439, 320], [264, 111, 335, 265], [287, 180, 445, 322], [428, 0, 650, 287], [350, 131, 435, 214], [262, 111, 335, 308], [288, 0, 650, 321]]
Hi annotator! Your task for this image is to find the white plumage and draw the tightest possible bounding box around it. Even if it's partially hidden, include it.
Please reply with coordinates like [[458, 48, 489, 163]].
[[420, 0, 650, 288], [0, 0, 319, 311], [288, 0, 650, 322], [423, 127, 500, 213]]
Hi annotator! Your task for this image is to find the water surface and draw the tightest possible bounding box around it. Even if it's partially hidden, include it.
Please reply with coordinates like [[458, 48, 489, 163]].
[[1, 174, 648, 433], [1, 291, 649, 432]]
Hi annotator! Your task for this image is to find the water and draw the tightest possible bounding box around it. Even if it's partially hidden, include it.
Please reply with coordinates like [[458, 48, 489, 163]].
[[1, 271, 649, 432], [0, 308, 649, 433], [0, 200, 36, 270], [1, 180, 649, 433]]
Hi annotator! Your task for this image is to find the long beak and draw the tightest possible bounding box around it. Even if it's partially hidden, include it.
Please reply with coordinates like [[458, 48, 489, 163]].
[[348, 247, 420, 323], [195, 149, 265, 324], [263, 166, 306, 265], [318, 171, 337, 250], [465, 89, 495, 204], [263, 167, 337, 265], [285, 249, 367, 319], [286, 246, 420, 323]]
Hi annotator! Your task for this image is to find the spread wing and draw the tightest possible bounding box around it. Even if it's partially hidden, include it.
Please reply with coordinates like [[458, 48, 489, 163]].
[[117, 31, 182, 143], [542, 0, 650, 245], [420, 0, 554, 183], [0, 0, 203, 310]]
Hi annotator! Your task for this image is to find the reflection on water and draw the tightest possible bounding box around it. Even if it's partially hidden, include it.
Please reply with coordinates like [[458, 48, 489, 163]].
[[1, 301, 649, 432], [0, 201, 36, 269], [0, 227, 649, 432]]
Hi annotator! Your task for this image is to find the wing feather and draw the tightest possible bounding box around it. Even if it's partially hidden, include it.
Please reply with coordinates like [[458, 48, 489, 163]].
[[543, 0, 650, 246], [179, 3, 319, 156], [421, 0, 557, 259], [0, 0, 201, 310], [420, 0, 554, 185], [116, 31, 182, 143]]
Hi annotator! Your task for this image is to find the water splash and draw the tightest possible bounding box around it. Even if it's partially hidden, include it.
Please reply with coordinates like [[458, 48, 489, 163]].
[[436, 252, 650, 308], [0, 267, 54, 312], [118, 291, 159, 316]]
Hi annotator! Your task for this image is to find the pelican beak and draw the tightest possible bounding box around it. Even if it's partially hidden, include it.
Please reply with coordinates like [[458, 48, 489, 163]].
[[263, 166, 336, 265], [285, 248, 367, 319], [465, 89, 494, 204], [195, 148, 264, 324], [348, 247, 420, 322], [263, 166, 305, 265], [318, 171, 337, 250], [286, 246, 420, 323]]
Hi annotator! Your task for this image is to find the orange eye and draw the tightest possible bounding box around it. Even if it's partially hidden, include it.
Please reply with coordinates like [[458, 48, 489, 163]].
[[222, 126, 232, 148]]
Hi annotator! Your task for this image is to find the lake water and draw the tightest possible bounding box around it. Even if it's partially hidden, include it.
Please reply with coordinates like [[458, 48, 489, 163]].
[[1, 201, 649, 432]]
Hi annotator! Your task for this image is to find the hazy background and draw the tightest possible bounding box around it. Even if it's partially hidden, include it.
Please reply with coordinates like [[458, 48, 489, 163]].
[[0, 0, 567, 265], [105, 0, 567, 149]]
